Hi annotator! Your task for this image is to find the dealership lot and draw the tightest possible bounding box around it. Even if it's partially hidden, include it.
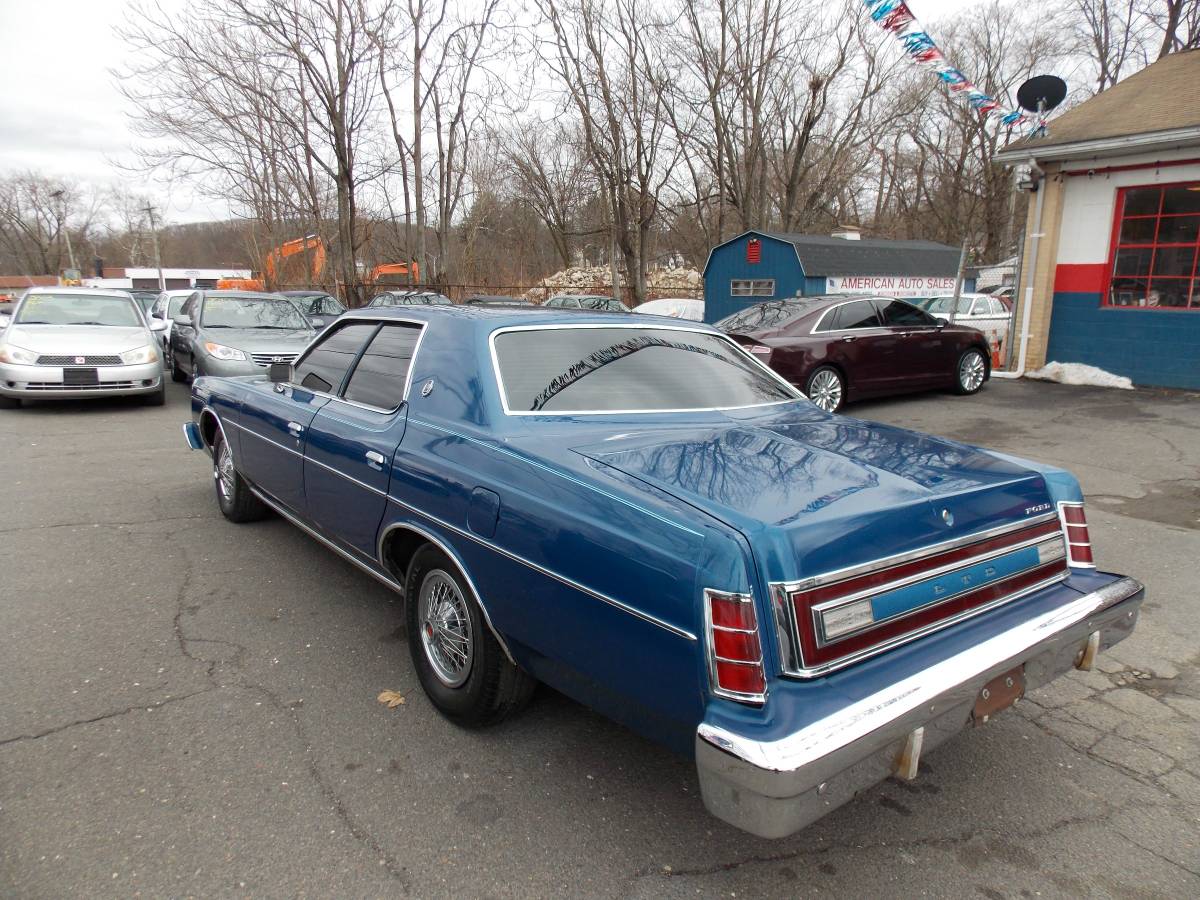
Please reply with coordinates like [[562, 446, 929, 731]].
[[1, 379, 1197, 898]]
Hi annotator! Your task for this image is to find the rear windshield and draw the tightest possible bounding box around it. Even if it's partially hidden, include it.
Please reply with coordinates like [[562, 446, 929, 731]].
[[16, 293, 141, 327], [201, 297, 310, 330], [714, 300, 821, 333], [493, 326, 797, 413]]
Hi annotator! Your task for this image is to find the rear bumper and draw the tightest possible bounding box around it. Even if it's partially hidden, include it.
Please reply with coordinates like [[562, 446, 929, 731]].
[[695, 575, 1143, 838]]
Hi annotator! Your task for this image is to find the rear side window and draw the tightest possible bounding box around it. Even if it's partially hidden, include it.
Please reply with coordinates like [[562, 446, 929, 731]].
[[343, 324, 422, 410], [293, 322, 378, 394], [879, 299, 935, 327], [831, 300, 881, 330]]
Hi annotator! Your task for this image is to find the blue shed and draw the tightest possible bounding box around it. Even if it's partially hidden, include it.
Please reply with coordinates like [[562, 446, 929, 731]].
[[702, 230, 969, 323]]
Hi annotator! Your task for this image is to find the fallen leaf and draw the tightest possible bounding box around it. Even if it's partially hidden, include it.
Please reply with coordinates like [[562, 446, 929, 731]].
[[377, 690, 406, 709]]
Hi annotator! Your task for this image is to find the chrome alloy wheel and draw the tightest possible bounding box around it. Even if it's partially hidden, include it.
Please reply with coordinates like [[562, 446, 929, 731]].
[[807, 369, 843, 412], [418, 569, 473, 688], [959, 350, 987, 392], [215, 438, 235, 501]]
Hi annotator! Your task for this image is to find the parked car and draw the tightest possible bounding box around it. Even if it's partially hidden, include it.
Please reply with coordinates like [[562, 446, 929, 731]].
[[368, 290, 451, 307], [463, 295, 533, 306], [716, 295, 992, 413], [148, 289, 198, 364], [182, 306, 1142, 838], [0, 286, 166, 407], [633, 297, 705, 320], [915, 293, 1011, 353], [281, 290, 347, 328], [544, 293, 628, 312], [168, 290, 315, 382]]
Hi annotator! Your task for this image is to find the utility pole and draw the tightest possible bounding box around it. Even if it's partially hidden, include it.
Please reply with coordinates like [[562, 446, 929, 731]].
[[50, 190, 77, 274], [143, 204, 165, 291], [948, 242, 968, 326]]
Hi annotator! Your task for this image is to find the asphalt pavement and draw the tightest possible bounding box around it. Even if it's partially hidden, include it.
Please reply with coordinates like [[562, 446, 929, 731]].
[[1, 377, 1197, 898]]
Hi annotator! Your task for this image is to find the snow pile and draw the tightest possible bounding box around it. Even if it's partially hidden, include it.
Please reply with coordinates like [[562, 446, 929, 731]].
[[524, 265, 701, 301], [1026, 362, 1134, 390]]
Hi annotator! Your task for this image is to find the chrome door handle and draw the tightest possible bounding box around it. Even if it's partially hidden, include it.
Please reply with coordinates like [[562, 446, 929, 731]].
[[842, 335, 856, 342], [365, 450, 386, 465], [287, 421, 304, 435]]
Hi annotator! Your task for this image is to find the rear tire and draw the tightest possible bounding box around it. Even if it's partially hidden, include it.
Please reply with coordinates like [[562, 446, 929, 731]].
[[212, 431, 267, 523], [143, 385, 166, 406], [405, 545, 534, 727], [805, 365, 845, 413], [954, 347, 988, 395]]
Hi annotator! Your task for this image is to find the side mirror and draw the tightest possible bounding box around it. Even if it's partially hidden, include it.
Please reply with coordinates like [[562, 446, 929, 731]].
[[935, 318, 947, 328], [311, 317, 325, 328], [148, 318, 167, 333], [268, 361, 292, 384]]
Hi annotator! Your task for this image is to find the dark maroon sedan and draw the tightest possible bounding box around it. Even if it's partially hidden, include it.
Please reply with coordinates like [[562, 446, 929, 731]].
[[716, 295, 991, 412]]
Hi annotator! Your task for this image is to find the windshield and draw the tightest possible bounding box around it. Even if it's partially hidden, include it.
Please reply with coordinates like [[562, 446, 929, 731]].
[[201, 297, 310, 330], [494, 326, 797, 413], [715, 300, 820, 333], [924, 296, 972, 314], [15, 293, 142, 327]]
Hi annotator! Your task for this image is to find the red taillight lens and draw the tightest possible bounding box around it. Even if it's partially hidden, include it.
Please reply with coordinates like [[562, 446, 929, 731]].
[[705, 589, 766, 704], [1058, 502, 1095, 568], [714, 659, 766, 695], [712, 627, 762, 661]]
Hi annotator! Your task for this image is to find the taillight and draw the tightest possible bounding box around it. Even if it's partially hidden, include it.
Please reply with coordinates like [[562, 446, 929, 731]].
[[747, 344, 772, 360], [1058, 501, 1095, 567], [704, 589, 766, 704]]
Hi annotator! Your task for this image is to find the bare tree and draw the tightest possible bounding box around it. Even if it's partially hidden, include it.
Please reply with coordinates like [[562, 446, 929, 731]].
[[0, 173, 97, 275], [535, 0, 677, 305]]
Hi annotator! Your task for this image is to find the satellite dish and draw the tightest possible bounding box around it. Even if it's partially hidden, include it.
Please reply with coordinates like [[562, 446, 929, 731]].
[[1017, 75, 1067, 113]]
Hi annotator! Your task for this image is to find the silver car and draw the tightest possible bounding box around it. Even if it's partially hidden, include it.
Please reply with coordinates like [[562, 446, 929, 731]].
[[0, 287, 166, 408], [168, 291, 316, 381]]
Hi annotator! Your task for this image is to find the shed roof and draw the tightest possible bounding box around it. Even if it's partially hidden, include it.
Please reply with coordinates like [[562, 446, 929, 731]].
[[762, 232, 962, 276], [999, 49, 1200, 160]]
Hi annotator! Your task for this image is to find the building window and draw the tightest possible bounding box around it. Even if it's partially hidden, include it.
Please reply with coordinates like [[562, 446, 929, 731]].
[[731, 279, 775, 297], [1106, 182, 1200, 309]]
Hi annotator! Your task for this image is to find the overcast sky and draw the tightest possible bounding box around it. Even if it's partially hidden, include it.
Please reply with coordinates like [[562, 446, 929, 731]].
[[0, 0, 968, 226]]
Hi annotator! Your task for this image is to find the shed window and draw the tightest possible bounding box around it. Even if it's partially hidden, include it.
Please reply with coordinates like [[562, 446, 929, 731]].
[[1106, 183, 1200, 309], [731, 279, 775, 297]]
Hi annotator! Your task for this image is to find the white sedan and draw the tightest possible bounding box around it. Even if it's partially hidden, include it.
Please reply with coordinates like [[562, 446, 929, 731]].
[[633, 297, 705, 320], [918, 293, 1010, 354]]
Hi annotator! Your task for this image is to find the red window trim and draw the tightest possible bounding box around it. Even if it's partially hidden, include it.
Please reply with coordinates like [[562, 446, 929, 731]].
[[1103, 180, 1200, 311]]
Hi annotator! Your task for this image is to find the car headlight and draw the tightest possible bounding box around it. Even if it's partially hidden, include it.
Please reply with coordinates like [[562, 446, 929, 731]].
[[0, 342, 38, 365], [203, 341, 247, 361], [120, 345, 160, 365]]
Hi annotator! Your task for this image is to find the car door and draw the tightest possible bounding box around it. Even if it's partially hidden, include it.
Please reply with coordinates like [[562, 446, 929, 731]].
[[303, 322, 423, 556], [237, 321, 377, 514], [171, 293, 201, 374], [822, 298, 893, 395], [877, 298, 947, 384]]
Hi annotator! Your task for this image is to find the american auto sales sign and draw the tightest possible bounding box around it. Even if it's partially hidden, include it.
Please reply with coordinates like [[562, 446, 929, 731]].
[[826, 275, 957, 298]]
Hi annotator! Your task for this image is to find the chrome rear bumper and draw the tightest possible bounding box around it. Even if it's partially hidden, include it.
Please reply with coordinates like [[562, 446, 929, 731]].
[[695, 576, 1144, 838]]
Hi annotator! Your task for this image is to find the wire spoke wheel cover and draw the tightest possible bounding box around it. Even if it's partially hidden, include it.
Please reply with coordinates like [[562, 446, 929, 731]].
[[959, 350, 986, 392], [215, 439, 235, 501], [418, 569, 474, 688], [807, 369, 843, 412]]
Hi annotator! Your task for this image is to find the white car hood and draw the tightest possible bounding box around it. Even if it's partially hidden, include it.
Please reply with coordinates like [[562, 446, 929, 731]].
[[5, 325, 151, 355]]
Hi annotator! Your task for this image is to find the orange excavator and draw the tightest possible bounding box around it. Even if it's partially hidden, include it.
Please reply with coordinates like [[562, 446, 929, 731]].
[[216, 234, 418, 290]]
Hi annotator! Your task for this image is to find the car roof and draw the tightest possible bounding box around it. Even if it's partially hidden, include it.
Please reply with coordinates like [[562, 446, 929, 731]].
[[280, 290, 333, 297], [337, 305, 720, 330], [23, 286, 135, 299], [199, 290, 288, 301]]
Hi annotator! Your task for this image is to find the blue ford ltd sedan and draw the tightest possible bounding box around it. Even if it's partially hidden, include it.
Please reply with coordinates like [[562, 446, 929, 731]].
[[183, 307, 1143, 838]]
